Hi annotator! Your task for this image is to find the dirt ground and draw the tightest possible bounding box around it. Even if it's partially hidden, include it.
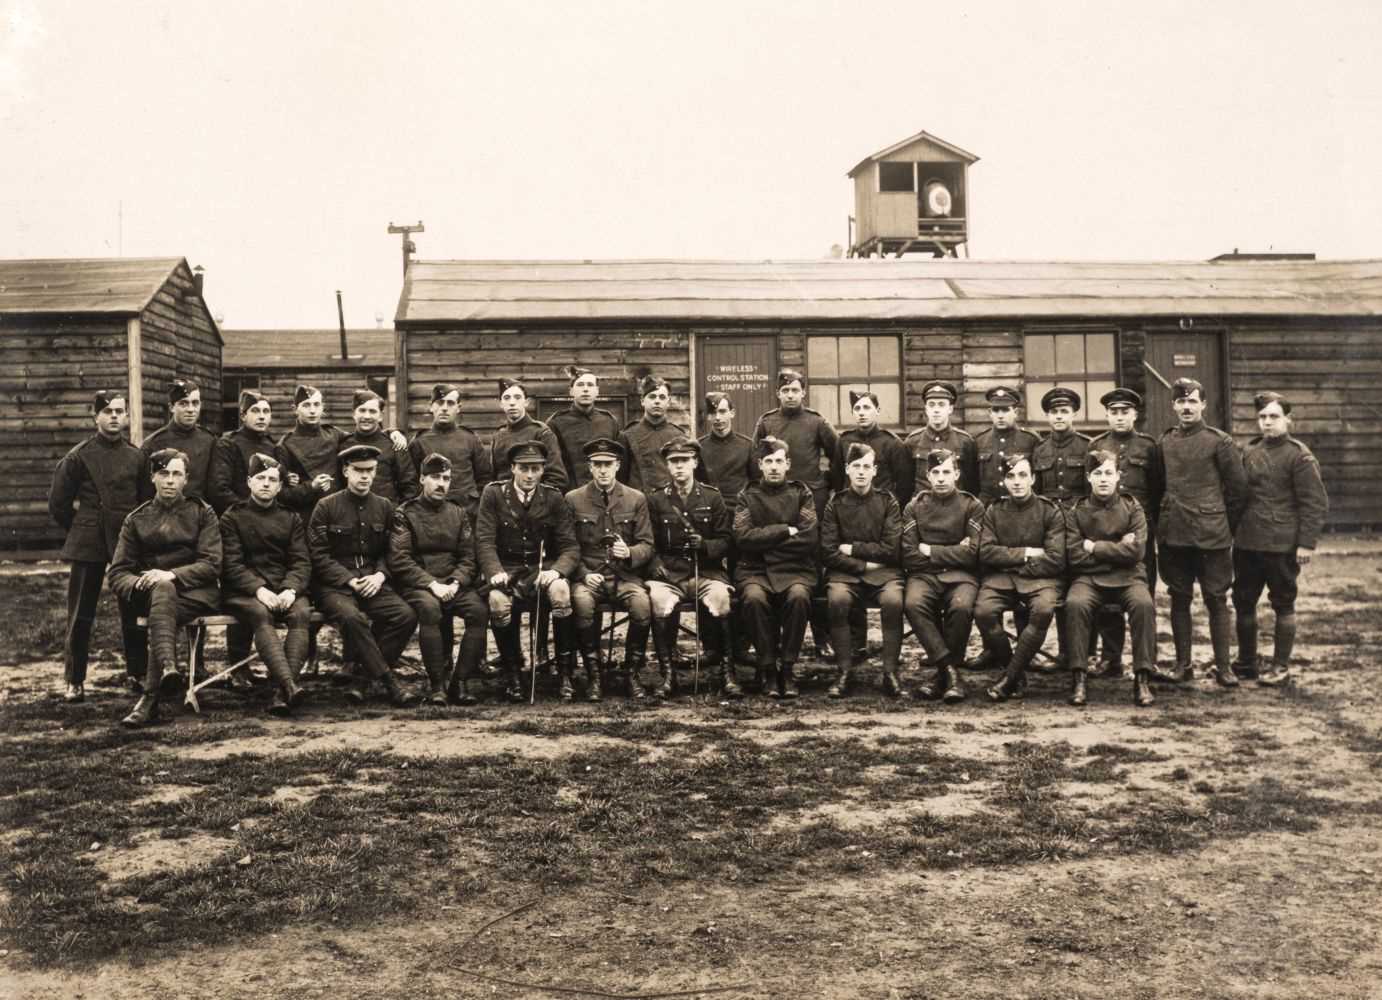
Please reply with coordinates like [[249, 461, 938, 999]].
[[2, 538, 1381, 999]]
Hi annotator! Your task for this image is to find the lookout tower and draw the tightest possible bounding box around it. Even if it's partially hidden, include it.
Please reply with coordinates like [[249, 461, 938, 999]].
[[847, 130, 978, 258]]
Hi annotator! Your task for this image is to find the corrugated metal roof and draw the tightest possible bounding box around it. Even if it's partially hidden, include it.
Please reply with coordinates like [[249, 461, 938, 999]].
[[396, 258, 1382, 325], [222, 329, 396, 368], [0, 257, 186, 315]]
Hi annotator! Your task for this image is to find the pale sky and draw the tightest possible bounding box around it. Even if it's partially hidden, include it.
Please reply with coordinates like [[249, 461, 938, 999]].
[[2, 0, 1379, 328]]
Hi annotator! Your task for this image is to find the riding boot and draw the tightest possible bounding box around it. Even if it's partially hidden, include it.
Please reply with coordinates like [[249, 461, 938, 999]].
[[1272, 612, 1297, 667], [1206, 598, 1237, 687], [1163, 598, 1195, 682], [941, 663, 966, 704], [623, 618, 651, 700], [652, 616, 676, 699], [120, 693, 160, 728], [1233, 608, 1259, 678], [715, 618, 743, 698], [578, 623, 603, 702], [495, 620, 526, 702], [554, 617, 577, 702], [1069, 669, 1088, 707]]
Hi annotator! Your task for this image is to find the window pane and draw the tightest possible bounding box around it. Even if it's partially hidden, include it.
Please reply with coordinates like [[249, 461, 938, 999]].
[[1027, 381, 1055, 414], [879, 162, 915, 192], [872, 382, 901, 422], [869, 335, 900, 376], [808, 337, 838, 379], [838, 337, 868, 376], [1025, 335, 1055, 376], [1086, 334, 1115, 375], [1055, 333, 1085, 375], [810, 385, 837, 425], [1086, 379, 1116, 423]]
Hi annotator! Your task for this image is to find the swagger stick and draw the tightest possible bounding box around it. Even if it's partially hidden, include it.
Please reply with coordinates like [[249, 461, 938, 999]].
[[530, 539, 545, 706]]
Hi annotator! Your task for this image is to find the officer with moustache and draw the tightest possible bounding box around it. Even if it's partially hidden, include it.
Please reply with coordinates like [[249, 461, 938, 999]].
[[109, 449, 222, 727], [902, 449, 985, 705], [973, 386, 1040, 506], [549, 367, 621, 488], [408, 383, 492, 521], [141, 380, 216, 503], [905, 381, 979, 497], [49, 390, 145, 701]]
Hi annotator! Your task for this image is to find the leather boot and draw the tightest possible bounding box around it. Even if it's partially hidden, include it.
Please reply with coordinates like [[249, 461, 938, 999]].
[[1207, 598, 1235, 684], [715, 619, 743, 698], [964, 644, 1007, 672], [915, 667, 943, 701], [120, 693, 160, 728], [1170, 599, 1194, 674], [780, 662, 800, 699], [265, 653, 306, 715], [651, 617, 677, 699], [1212, 662, 1240, 689], [423, 661, 449, 706], [623, 619, 651, 700], [1069, 669, 1088, 707], [1234, 609, 1258, 677], [826, 668, 851, 699], [495, 620, 526, 702], [554, 618, 577, 702], [448, 677, 478, 706], [578, 624, 603, 702], [1273, 613, 1297, 668], [1133, 669, 1156, 707], [383, 671, 420, 707], [986, 662, 1026, 702], [269, 687, 291, 717], [880, 668, 903, 698], [344, 675, 370, 704], [760, 661, 779, 698], [941, 664, 966, 704]]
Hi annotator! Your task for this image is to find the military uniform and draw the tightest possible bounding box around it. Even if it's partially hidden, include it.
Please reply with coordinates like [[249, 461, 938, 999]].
[[831, 426, 914, 504], [974, 493, 1066, 699], [337, 427, 418, 503], [1032, 430, 1093, 504], [210, 426, 286, 515], [220, 488, 313, 712], [901, 488, 985, 702], [734, 477, 818, 696], [48, 430, 145, 689], [279, 422, 348, 514], [906, 425, 979, 497], [698, 430, 758, 510], [549, 404, 621, 488], [307, 485, 418, 703], [408, 424, 492, 517], [1088, 427, 1162, 586], [820, 485, 904, 695], [974, 426, 1041, 505], [1233, 429, 1328, 673], [108, 494, 222, 702], [1157, 418, 1248, 678], [753, 406, 839, 506], [1064, 492, 1157, 706], [648, 478, 735, 666], [617, 416, 691, 493], [490, 415, 568, 491], [140, 421, 216, 503], [388, 493, 488, 703]]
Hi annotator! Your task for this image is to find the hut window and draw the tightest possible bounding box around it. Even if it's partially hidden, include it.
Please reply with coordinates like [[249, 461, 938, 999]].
[[879, 163, 915, 192], [805, 335, 903, 427], [1023, 331, 1118, 425]]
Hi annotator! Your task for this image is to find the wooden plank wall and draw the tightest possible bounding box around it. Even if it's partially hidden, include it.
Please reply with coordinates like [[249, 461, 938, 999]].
[[401, 327, 693, 435], [138, 262, 224, 436], [0, 316, 129, 551], [1228, 317, 1382, 528]]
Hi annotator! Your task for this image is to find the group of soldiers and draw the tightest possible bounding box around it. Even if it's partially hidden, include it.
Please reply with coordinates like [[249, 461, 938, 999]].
[[48, 363, 1329, 727]]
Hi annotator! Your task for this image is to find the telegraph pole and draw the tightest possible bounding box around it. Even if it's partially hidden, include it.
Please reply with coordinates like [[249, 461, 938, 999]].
[[387, 221, 425, 275]]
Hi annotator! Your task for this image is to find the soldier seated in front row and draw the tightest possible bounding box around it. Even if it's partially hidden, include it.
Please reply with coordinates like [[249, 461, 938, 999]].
[[109, 449, 223, 727], [647, 437, 739, 697], [820, 443, 905, 698], [308, 444, 419, 707], [476, 440, 580, 703], [974, 456, 1066, 702], [389, 453, 490, 706], [566, 438, 655, 702], [902, 448, 985, 705], [219, 453, 312, 717], [734, 436, 818, 698], [1063, 450, 1157, 708]]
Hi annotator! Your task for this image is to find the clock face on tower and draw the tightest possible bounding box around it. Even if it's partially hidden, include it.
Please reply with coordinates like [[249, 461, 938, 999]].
[[924, 179, 953, 217]]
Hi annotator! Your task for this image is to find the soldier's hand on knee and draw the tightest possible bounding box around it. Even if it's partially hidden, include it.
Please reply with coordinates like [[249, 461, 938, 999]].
[[584, 572, 605, 590], [537, 569, 561, 588], [256, 586, 278, 609], [490, 571, 510, 589]]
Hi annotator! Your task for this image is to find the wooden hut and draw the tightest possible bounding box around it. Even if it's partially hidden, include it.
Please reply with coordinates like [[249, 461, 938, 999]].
[[0, 257, 221, 553], [395, 257, 1382, 529], [220, 328, 397, 430]]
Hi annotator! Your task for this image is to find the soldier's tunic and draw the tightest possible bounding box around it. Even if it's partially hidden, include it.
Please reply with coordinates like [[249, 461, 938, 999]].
[[408, 424, 492, 517], [388, 495, 488, 680], [1232, 434, 1328, 617], [974, 426, 1041, 505], [307, 490, 417, 679], [733, 479, 818, 667], [564, 480, 655, 626], [1089, 428, 1163, 587], [1064, 493, 1156, 672], [48, 433, 145, 686], [548, 405, 621, 488], [1156, 419, 1249, 665], [820, 487, 904, 672], [905, 425, 980, 498], [474, 480, 580, 622], [647, 481, 733, 616], [832, 425, 915, 504], [753, 406, 838, 513], [618, 417, 691, 494], [489, 416, 568, 491], [901, 489, 984, 665], [339, 427, 418, 504], [279, 422, 347, 515], [974, 494, 1066, 673], [698, 430, 758, 511], [107, 495, 222, 691], [220, 497, 314, 678], [209, 426, 286, 515], [140, 421, 216, 503], [1032, 430, 1093, 504]]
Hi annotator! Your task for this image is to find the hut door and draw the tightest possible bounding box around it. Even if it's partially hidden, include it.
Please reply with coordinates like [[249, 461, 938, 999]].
[[1143, 330, 1226, 431], [697, 336, 778, 434]]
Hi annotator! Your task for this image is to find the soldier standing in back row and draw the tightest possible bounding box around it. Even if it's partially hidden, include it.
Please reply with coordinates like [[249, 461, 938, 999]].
[[48, 390, 145, 702], [905, 381, 979, 497], [698, 392, 758, 508], [548, 367, 621, 489], [490, 378, 568, 491], [973, 386, 1040, 506], [618, 375, 689, 493], [1231, 391, 1329, 686], [1156, 378, 1248, 688], [1031, 387, 1093, 670], [140, 379, 216, 503], [339, 390, 418, 503], [408, 383, 492, 521]]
